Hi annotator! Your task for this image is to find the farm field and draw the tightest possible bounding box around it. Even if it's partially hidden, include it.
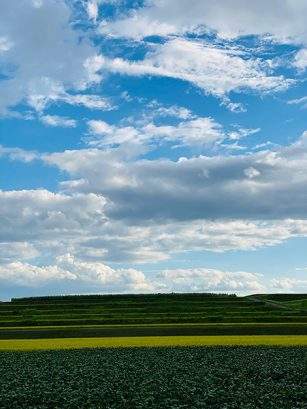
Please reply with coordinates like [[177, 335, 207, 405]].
[[1, 323, 307, 340], [0, 294, 306, 408], [0, 335, 306, 351], [0, 346, 305, 408], [0, 293, 306, 341]]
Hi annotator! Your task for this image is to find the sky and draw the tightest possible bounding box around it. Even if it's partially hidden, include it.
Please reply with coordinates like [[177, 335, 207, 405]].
[[0, 0, 307, 299]]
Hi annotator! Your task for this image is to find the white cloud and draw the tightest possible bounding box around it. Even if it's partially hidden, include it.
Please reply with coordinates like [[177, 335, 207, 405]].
[[113, 219, 307, 255], [87, 116, 226, 147], [95, 39, 291, 105], [244, 167, 261, 179], [0, 253, 154, 292], [0, 36, 12, 52], [32, 0, 43, 8], [147, 102, 193, 120], [0, 0, 99, 115], [270, 277, 307, 292], [0, 261, 77, 286], [3, 249, 307, 294], [44, 131, 307, 222], [227, 127, 260, 141], [40, 115, 77, 128], [69, 218, 307, 263], [100, 0, 307, 45], [87, 120, 140, 145], [55, 253, 153, 291], [62, 93, 113, 110], [159, 268, 265, 293], [0, 179, 306, 297], [0, 1, 296, 117], [2, 207, 306, 293], [85, 0, 119, 22], [87, 1, 99, 22], [3, 185, 307, 266], [29, 89, 113, 112], [0, 145, 38, 162], [287, 95, 307, 109], [293, 48, 307, 70], [0, 255, 269, 295], [0, 189, 107, 243], [86, 107, 258, 151], [143, 117, 224, 147], [0, 242, 39, 263]]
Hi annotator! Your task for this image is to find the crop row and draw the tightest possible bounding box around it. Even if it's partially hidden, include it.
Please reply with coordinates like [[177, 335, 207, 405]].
[[0, 346, 305, 408], [1, 323, 306, 339]]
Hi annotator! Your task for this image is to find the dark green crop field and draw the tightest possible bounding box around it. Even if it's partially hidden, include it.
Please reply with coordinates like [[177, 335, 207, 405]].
[[0, 346, 305, 409], [0, 293, 306, 339]]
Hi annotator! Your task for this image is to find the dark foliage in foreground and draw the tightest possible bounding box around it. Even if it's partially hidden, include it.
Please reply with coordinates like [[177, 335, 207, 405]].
[[0, 347, 306, 408]]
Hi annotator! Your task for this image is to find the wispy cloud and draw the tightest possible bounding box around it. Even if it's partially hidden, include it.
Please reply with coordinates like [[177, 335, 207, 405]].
[[91, 39, 292, 110], [40, 115, 77, 128]]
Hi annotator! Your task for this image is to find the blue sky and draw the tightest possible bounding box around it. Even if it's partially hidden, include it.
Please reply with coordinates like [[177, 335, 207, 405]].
[[0, 0, 307, 299]]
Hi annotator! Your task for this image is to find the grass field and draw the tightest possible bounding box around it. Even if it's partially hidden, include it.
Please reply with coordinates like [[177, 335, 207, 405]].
[[0, 335, 306, 350], [0, 294, 307, 339], [1, 323, 306, 339], [1, 293, 306, 343]]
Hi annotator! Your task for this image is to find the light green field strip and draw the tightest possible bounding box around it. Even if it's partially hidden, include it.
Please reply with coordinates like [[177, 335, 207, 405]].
[[0, 335, 306, 351]]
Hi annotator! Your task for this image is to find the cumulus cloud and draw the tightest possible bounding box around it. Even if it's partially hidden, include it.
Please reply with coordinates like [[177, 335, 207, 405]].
[[0, 254, 153, 293], [99, 0, 307, 44], [87, 120, 141, 146], [1, 181, 307, 296], [0, 0, 99, 115], [44, 132, 307, 221], [159, 268, 265, 293], [55, 253, 153, 291], [2, 185, 307, 267], [0, 245, 272, 294], [0, 256, 272, 295], [270, 277, 307, 292], [0, 189, 107, 243], [293, 48, 307, 70], [4, 135, 307, 266], [93, 39, 290, 105], [2, 251, 307, 295], [0, 1, 297, 117], [0, 262, 77, 287]]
